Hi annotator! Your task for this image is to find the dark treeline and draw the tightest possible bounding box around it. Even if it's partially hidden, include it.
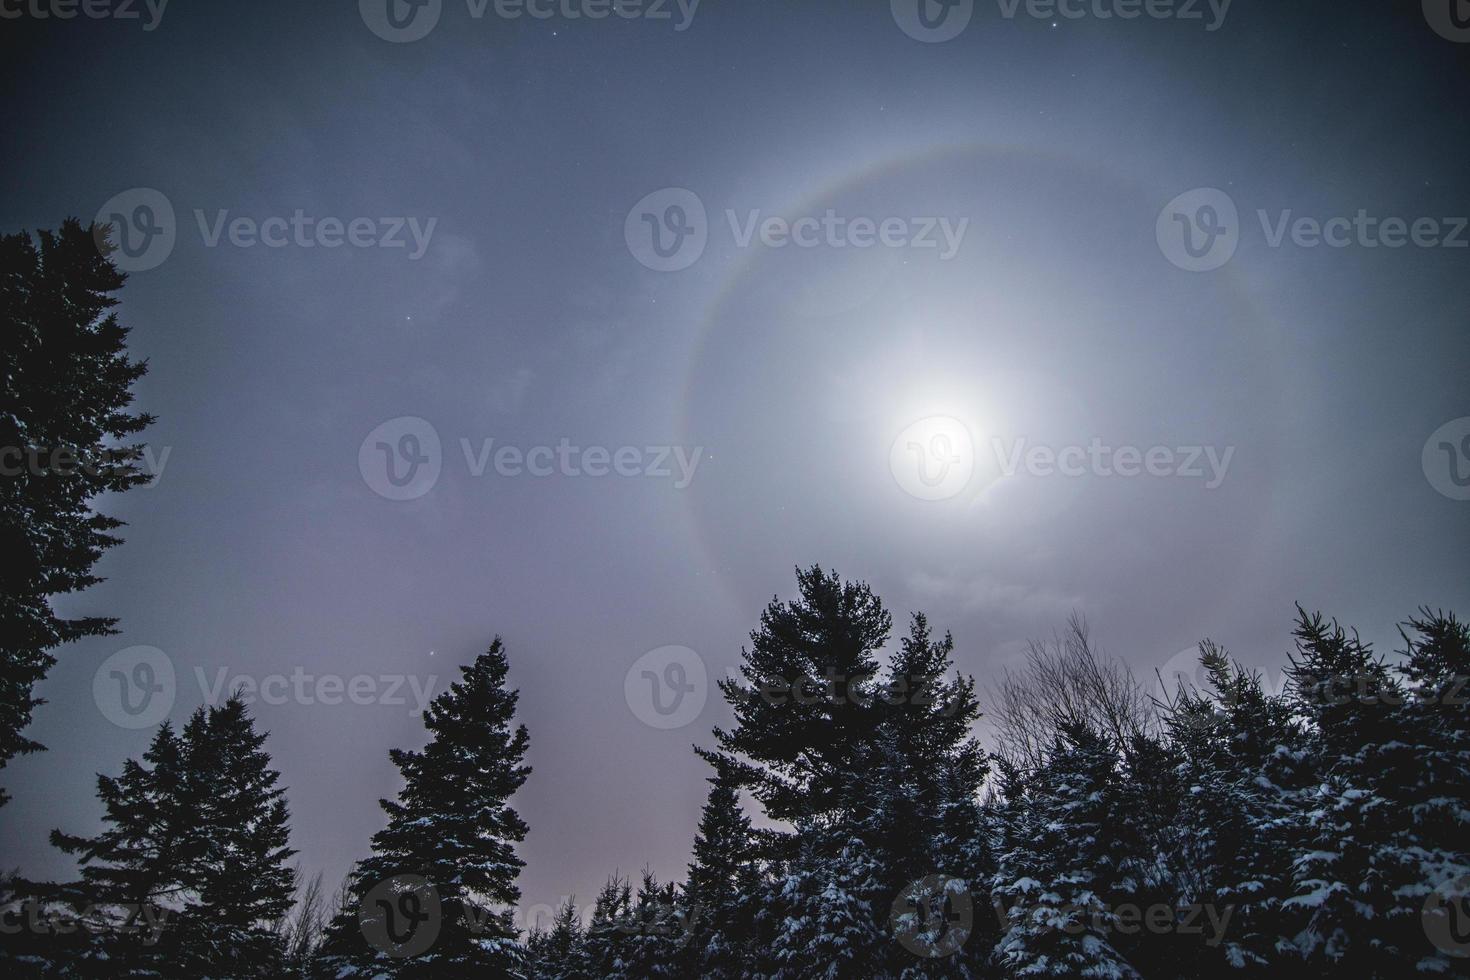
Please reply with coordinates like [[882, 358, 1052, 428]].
[[2, 227, 1468, 975], [2, 566, 1467, 977]]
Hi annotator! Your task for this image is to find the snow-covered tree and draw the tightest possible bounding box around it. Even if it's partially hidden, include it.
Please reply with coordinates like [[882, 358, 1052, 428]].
[[317, 638, 531, 978], [991, 721, 1140, 979], [1280, 608, 1409, 971]]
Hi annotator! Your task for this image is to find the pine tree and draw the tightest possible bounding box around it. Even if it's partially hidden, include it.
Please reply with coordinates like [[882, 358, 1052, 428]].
[[703, 564, 891, 831], [582, 874, 634, 979], [526, 897, 588, 980], [1382, 610, 1470, 973], [620, 870, 685, 979], [684, 761, 761, 978], [43, 696, 296, 978], [763, 823, 886, 980], [991, 721, 1139, 979], [0, 219, 155, 806], [44, 722, 193, 976], [320, 638, 532, 978], [1162, 640, 1306, 971], [1281, 608, 1407, 971], [174, 697, 297, 976], [880, 614, 991, 976]]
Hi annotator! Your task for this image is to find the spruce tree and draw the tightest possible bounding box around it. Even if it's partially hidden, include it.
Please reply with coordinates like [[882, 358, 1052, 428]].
[[684, 761, 761, 978], [45, 696, 296, 978], [1383, 610, 1470, 973], [880, 614, 991, 975], [1162, 640, 1306, 971], [991, 721, 1139, 979], [763, 823, 886, 980], [0, 219, 155, 806], [582, 874, 634, 979], [45, 722, 193, 976], [703, 564, 891, 830], [321, 638, 531, 978], [620, 870, 684, 979], [1281, 608, 1407, 971], [527, 897, 588, 980], [175, 697, 297, 976]]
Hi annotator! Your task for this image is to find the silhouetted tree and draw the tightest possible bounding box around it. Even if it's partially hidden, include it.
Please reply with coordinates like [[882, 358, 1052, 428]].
[[317, 639, 531, 978], [0, 219, 154, 806]]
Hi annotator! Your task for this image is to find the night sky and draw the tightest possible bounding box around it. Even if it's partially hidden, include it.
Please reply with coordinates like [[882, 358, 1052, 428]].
[[2, 0, 1467, 933]]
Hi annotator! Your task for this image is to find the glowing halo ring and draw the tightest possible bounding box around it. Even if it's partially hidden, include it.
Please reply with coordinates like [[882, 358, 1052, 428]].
[[673, 142, 1291, 616]]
